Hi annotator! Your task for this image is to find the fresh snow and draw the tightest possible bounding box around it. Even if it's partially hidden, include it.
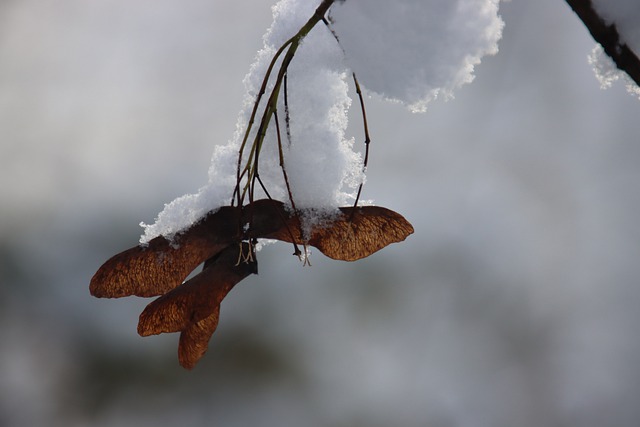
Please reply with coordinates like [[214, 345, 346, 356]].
[[588, 45, 640, 98], [331, 0, 504, 112], [140, 0, 504, 243]]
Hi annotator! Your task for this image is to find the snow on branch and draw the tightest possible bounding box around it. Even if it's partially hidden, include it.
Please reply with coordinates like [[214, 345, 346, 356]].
[[566, 0, 640, 90]]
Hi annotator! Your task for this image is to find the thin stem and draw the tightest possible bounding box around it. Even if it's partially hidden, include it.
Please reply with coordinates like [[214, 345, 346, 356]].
[[274, 110, 306, 259], [320, 15, 371, 212], [255, 174, 303, 258], [274, 110, 297, 212], [352, 71, 371, 211], [233, 38, 294, 206], [283, 72, 292, 147], [234, 0, 337, 207]]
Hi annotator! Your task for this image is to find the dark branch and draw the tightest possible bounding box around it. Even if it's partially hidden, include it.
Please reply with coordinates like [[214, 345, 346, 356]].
[[565, 0, 640, 88]]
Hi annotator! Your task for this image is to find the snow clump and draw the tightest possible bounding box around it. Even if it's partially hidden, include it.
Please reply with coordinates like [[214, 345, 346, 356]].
[[141, 0, 504, 243]]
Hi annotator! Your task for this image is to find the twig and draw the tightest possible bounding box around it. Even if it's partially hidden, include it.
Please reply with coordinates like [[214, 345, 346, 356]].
[[565, 0, 640, 88], [234, 0, 338, 208], [255, 174, 303, 259], [320, 15, 372, 212], [351, 72, 371, 212], [284, 72, 293, 147], [233, 38, 295, 206], [274, 110, 297, 213]]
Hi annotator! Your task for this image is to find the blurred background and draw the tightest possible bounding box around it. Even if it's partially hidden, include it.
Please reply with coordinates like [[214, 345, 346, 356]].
[[2, 0, 640, 426]]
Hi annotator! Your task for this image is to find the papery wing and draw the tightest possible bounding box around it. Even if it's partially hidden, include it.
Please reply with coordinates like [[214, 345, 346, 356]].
[[90, 206, 241, 298], [178, 307, 220, 370], [137, 243, 257, 336]]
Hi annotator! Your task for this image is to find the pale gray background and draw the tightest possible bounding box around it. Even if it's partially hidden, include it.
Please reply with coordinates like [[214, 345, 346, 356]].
[[2, 1, 640, 426]]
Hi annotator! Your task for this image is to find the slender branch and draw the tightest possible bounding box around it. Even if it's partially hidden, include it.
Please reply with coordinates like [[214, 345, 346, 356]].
[[234, 0, 338, 207], [565, 0, 640, 88], [351, 72, 371, 211], [255, 174, 303, 259], [319, 14, 371, 211], [274, 110, 297, 213], [233, 37, 295, 206], [283, 72, 292, 147], [274, 110, 304, 258]]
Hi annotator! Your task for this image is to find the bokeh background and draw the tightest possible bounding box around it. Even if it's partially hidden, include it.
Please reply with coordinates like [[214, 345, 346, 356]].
[[2, 1, 640, 426]]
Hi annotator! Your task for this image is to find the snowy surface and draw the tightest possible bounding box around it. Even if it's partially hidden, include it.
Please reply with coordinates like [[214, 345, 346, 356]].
[[331, 0, 503, 112], [140, 0, 504, 242]]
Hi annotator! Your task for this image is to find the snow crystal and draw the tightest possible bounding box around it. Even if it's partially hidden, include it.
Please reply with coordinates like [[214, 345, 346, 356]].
[[141, 0, 505, 243], [330, 0, 504, 112], [588, 45, 640, 98]]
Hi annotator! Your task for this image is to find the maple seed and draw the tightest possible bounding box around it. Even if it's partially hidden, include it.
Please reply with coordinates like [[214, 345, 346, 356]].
[[89, 206, 241, 298], [137, 242, 257, 369], [89, 199, 413, 368], [179, 307, 220, 370], [137, 242, 257, 337]]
